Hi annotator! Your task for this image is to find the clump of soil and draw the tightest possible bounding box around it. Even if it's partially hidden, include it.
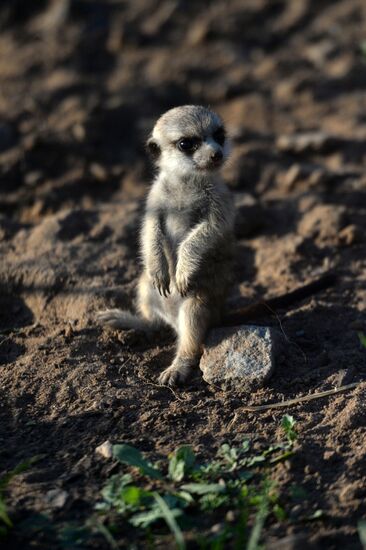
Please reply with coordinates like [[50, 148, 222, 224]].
[[0, 1, 365, 548]]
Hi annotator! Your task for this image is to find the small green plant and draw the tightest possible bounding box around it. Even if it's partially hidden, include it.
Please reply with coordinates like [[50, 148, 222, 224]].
[[358, 332, 366, 349], [0, 460, 35, 537], [93, 415, 298, 549], [281, 414, 297, 444]]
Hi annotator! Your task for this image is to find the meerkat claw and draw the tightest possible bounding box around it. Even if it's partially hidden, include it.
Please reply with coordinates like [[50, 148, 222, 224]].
[[158, 366, 186, 386], [158, 358, 195, 386], [152, 273, 170, 297]]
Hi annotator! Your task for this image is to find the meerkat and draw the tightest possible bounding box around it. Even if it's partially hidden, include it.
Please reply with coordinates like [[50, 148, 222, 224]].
[[96, 105, 235, 386]]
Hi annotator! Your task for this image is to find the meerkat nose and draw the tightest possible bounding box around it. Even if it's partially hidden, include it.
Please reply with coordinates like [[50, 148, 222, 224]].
[[211, 150, 223, 162]]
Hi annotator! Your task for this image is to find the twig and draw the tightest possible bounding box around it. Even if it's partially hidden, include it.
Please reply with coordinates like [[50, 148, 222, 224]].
[[117, 357, 131, 375], [240, 382, 361, 412], [139, 375, 186, 402], [263, 302, 308, 364]]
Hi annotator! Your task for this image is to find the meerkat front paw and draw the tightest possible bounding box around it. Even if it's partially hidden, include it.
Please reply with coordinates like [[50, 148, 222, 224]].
[[151, 269, 171, 297], [175, 269, 191, 297], [158, 358, 194, 386]]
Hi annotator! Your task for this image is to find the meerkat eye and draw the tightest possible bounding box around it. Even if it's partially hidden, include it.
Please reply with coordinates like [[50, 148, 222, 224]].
[[177, 138, 199, 153], [213, 127, 225, 146]]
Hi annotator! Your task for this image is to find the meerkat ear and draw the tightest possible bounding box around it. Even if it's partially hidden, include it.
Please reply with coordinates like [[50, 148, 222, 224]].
[[146, 137, 161, 159]]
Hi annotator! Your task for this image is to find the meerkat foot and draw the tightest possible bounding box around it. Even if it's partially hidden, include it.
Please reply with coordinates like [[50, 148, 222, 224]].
[[158, 357, 196, 386]]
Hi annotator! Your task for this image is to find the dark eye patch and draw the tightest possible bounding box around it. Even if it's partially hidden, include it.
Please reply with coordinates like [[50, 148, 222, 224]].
[[177, 137, 201, 153], [213, 126, 225, 146]]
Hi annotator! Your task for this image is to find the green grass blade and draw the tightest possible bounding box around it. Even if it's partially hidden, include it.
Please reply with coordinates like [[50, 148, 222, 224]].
[[358, 332, 366, 349], [0, 499, 13, 528], [246, 498, 268, 550], [93, 520, 119, 550], [153, 493, 185, 550], [0, 459, 36, 491], [180, 483, 225, 495]]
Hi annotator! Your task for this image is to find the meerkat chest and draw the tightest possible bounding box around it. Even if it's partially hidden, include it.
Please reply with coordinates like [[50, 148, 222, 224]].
[[163, 203, 205, 249]]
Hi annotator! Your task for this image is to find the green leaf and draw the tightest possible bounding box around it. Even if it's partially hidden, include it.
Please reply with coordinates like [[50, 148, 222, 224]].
[[358, 519, 366, 549], [130, 501, 183, 529], [247, 455, 266, 467], [176, 491, 194, 504], [100, 475, 152, 514], [289, 484, 308, 502], [358, 332, 366, 349], [281, 415, 297, 443], [219, 444, 238, 467], [305, 509, 323, 521], [273, 503, 286, 521], [100, 474, 134, 508], [153, 493, 186, 550], [168, 446, 195, 482], [238, 471, 253, 482], [120, 486, 145, 506], [0, 499, 12, 528], [269, 450, 294, 464], [130, 507, 164, 528], [113, 444, 162, 480], [199, 493, 230, 511], [180, 483, 225, 495]]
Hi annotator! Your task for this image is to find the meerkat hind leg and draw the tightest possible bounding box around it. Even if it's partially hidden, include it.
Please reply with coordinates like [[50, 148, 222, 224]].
[[158, 297, 209, 386]]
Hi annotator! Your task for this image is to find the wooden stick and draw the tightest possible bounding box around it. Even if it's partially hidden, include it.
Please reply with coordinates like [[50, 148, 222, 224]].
[[240, 382, 360, 412]]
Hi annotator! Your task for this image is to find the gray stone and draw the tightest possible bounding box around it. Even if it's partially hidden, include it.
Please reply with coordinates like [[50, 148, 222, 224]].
[[200, 325, 276, 391], [45, 488, 68, 509]]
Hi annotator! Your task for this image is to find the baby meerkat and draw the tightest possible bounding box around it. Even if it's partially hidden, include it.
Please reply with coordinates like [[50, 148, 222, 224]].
[[97, 105, 235, 386]]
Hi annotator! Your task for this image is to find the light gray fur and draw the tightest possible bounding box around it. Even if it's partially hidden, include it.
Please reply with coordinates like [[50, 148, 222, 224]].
[[96, 105, 235, 386]]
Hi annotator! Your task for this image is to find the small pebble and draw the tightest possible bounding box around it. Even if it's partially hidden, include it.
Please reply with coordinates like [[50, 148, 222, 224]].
[[95, 440, 113, 459], [45, 488, 68, 508]]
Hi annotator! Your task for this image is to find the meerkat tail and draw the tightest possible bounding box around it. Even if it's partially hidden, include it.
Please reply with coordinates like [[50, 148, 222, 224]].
[[95, 309, 151, 330]]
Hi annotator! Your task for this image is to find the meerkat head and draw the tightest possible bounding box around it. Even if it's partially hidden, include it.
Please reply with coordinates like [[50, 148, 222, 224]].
[[147, 105, 229, 177]]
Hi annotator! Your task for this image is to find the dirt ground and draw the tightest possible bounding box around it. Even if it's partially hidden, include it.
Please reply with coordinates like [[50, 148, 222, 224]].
[[0, 0, 366, 548]]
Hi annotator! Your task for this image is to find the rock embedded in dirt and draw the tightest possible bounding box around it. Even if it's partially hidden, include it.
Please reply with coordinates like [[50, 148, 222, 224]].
[[200, 325, 276, 390], [95, 440, 113, 459], [45, 489, 68, 509]]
